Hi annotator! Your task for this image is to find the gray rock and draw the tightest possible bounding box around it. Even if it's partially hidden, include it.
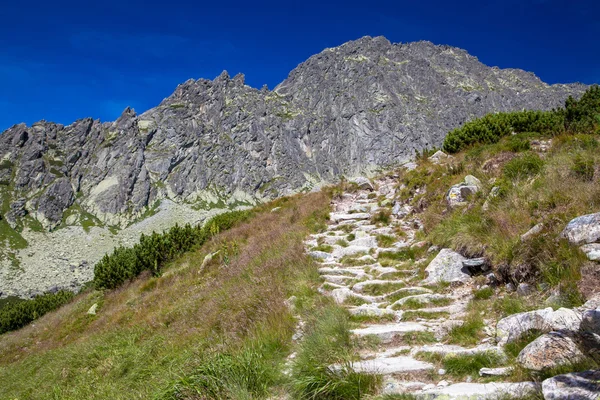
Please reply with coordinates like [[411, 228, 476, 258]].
[[464, 175, 482, 188], [580, 243, 600, 262], [496, 308, 554, 345], [429, 150, 451, 164], [308, 251, 332, 260], [0, 36, 585, 234], [479, 367, 513, 377], [561, 212, 600, 245], [542, 370, 600, 400], [424, 248, 470, 284], [517, 331, 586, 371], [446, 184, 480, 207], [462, 257, 490, 274], [521, 223, 544, 242], [517, 283, 534, 296], [350, 177, 373, 191]]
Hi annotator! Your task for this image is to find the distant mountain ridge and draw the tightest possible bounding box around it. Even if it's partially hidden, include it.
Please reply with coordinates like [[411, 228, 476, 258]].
[[0, 36, 587, 231]]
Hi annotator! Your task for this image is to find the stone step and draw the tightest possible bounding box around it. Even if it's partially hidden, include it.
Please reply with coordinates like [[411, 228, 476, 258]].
[[348, 304, 398, 318], [411, 343, 505, 358], [352, 279, 407, 293], [318, 267, 370, 278], [321, 275, 360, 285], [351, 322, 428, 343], [347, 356, 434, 374], [417, 382, 540, 399], [330, 212, 371, 222], [390, 294, 453, 310]]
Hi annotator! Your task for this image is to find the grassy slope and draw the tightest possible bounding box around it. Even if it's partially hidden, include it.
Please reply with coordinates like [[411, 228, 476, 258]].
[[413, 133, 600, 304], [0, 192, 336, 399]]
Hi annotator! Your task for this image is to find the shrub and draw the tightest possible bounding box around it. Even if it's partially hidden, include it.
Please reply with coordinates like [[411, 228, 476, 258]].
[[565, 84, 600, 133], [93, 210, 252, 289], [0, 290, 74, 334], [443, 110, 563, 153], [502, 152, 544, 180]]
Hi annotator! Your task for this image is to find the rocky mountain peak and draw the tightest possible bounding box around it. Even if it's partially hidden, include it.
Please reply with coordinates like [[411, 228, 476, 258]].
[[0, 37, 587, 236]]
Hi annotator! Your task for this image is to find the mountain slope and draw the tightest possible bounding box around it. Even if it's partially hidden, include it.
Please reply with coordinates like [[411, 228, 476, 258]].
[[0, 36, 587, 298], [0, 36, 585, 231]]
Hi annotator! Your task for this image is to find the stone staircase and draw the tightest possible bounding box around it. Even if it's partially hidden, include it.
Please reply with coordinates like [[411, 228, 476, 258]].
[[305, 178, 539, 399]]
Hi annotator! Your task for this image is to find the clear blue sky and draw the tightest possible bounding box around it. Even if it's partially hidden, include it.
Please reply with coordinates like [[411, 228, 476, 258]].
[[1, 0, 598, 131]]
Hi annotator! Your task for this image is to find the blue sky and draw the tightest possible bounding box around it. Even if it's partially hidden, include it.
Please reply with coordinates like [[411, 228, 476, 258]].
[[1, 0, 598, 131]]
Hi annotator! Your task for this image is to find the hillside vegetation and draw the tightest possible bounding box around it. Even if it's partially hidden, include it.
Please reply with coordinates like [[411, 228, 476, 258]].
[[0, 85, 598, 399]]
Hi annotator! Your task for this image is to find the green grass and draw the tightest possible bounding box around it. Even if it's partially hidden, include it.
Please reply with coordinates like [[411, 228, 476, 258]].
[[402, 311, 449, 321], [360, 282, 407, 296], [290, 305, 381, 399], [371, 209, 391, 225], [446, 312, 484, 346], [504, 330, 544, 359], [473, 286, 494, 300], [402, 331, 437, 345], [336, 239, 349, 247], [343, 296, 370, 306], [349, 313, 396, 324], [376, 234, 396, 247], [312, 244, 334, 253], [392, 296, 451, 310], [416, 351, 504, 379]]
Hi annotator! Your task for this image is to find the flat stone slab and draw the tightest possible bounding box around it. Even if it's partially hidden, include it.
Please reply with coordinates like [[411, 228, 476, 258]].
[[351, 322, 428, 343], [420, 382, 540, 399], [416, 343, 504, 357], [318, 267, 369, 277], [331, 245, 372, 258], [330, 212, 371, 222], [353, 279, 406, 293], [349, 356, 433, 374]]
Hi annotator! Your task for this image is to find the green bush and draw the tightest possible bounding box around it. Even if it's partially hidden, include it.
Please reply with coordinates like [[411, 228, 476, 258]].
[[93, 210, 252, 289], [0, 290, 74, 334], [565, 84, 600, 133], [443, 110, 563, 153], [442, 85, 600, 154]]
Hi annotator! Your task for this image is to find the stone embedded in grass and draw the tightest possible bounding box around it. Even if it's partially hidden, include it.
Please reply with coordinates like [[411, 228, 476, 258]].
[[517, 331, 587, 372], [332, 245, 372, 258], [479, 366, 513, 377], [390, 293, 452, 310], [424, 249, 470, 284], [542, 370, 600, 400], [580, 243, 600, 262], [560, 212, 600, 245]]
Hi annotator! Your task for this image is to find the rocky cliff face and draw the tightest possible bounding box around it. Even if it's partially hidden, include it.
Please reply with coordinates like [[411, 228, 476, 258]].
[[0, 36, 586, 232]]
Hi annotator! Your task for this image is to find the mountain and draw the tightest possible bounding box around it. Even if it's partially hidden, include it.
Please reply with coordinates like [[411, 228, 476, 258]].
[[0, 36, 587, 297]]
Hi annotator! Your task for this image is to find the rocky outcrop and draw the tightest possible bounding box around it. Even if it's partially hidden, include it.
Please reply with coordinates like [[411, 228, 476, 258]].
[[0, 36, 586, 232]]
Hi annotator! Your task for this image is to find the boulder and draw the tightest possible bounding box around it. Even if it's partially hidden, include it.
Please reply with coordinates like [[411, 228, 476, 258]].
[[350, 177, 374, 191], [517, 283, 534, 296], [561, 212, 600, 245], [496, 308, 554, 345], [446, 184, 480, 207], [497, 307, 583, 346], [429, 150, 451, 164], [542, 370, 600, 400], [464, 175, 482, 188], [517, 331, 586, 371], [424, 248, 470, 284]]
